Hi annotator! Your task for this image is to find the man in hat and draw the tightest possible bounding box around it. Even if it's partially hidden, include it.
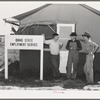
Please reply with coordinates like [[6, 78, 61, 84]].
[[66, 32, 82, 79], [81, 32, 99, 83], [42, 33, 63, 79]]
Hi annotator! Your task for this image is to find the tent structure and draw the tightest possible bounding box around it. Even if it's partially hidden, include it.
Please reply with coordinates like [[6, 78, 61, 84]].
[[4, 4, 100, 81], [5, 4, 100, 51]]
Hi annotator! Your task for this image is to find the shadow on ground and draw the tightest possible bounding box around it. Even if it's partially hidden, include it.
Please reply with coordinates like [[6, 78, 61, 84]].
[[0, 75, 88, 90]]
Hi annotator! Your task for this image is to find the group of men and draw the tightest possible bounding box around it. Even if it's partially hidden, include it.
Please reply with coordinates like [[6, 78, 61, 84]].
[[43, 32, 99, 84]]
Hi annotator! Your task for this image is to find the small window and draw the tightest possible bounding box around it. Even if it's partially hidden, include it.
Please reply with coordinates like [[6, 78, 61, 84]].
[[57, 24, 75, 39], [57, 24, 75, 51]]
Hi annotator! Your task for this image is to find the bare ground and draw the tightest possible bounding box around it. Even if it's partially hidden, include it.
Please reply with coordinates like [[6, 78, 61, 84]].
[[0, 75, 99, 90]]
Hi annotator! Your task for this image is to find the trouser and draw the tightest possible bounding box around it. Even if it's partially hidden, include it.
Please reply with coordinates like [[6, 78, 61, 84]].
[[66, 50, 79, 79], [84, 54, 94, 83], [50, 54, 60, 78]]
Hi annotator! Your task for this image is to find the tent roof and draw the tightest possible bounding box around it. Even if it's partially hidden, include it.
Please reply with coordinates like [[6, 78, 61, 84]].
[[80, 4, 100, 16], [4, 4, 100, 27], [13, 4, 51, 20], [19, 4, 100, 27], [3, 4, 51, 26]]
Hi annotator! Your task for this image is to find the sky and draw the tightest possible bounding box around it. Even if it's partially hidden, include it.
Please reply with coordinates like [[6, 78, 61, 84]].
[[1, 1, 100, 35]]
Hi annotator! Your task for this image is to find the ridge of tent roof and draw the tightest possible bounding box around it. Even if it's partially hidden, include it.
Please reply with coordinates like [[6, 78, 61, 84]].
[[4, 4, 100, 27], [80, 4, 100, 16], [13, 4, 51, 20]]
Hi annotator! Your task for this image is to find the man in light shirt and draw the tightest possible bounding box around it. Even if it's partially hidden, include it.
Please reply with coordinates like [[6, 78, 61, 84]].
[[43, 33, 63, 79], [81, 32, 99, 83]]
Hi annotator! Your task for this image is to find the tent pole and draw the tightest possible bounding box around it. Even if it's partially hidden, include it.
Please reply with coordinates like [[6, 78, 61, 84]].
[[21, 25, 27, 32], [48, 25, 55, 33], [36, 24, 39, 34]]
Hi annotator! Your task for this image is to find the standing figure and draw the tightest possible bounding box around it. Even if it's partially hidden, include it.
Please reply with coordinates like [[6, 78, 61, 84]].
[[43, 33, 63, 79], [66, 32, 82, 79], [81, 32, 99, 83]]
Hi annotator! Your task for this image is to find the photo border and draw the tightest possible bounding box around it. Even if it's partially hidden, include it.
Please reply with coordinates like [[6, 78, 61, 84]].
[[0, 0, 100, 99]]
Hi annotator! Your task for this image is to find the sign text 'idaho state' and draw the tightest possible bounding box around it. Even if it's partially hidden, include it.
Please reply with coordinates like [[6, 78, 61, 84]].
[[10, 38, 38, 47]]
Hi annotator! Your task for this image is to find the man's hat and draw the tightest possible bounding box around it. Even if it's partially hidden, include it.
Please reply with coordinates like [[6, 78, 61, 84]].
[[82, 32, 91, 37], [52, 33, 59, 36], [70, 32, 77, 36]]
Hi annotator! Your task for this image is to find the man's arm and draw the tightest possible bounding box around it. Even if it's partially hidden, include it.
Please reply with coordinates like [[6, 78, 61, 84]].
[[76, 40, 82, 51], [42, 34, 51, 45], [42, 34, 45, 43], [59, 43, 63, 50], [66, 40, 70, 50], [91, 42, 99, 54]]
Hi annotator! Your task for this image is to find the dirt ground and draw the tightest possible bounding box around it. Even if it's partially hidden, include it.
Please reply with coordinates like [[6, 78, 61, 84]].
[[0, 76, 99, 90]]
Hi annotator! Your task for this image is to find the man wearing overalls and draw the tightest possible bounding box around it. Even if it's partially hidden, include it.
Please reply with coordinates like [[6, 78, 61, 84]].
[[66, 32, 82, 79]]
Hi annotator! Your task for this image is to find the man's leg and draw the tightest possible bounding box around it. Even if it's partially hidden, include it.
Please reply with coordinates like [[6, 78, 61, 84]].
[[88, 54, 94, 83], [71, 54, 79, 79], [88, 69, 93, 83], [84, 55, 91, 82], [85, 55, 94, 83], [84, 62, 89, 81], [51, 55, 60, 78], [66, 54, 72, 79], [56, 54, 60, 75]]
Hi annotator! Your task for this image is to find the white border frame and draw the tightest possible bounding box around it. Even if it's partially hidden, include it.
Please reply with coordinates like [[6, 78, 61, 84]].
[[1, 1, 100, 99]]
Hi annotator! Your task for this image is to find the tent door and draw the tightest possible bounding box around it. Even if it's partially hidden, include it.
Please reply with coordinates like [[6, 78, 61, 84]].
[[57, 24, 75, 73]]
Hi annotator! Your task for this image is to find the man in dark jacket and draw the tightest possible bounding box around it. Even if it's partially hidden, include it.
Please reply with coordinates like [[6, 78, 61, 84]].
[[66, 32, 82, 79]]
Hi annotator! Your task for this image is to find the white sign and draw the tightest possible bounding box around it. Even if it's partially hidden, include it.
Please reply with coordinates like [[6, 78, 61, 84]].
[[5, 35, 44, 80], [5, 35, 43, 50]]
